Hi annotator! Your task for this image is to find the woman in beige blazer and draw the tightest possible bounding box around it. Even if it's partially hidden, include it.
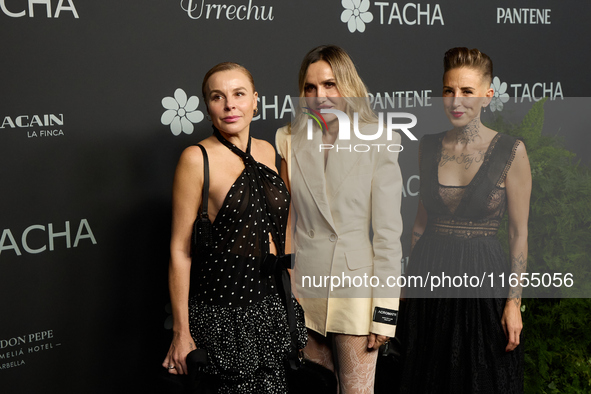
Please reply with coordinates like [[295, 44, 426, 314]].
[[276, 45, 403, 393]]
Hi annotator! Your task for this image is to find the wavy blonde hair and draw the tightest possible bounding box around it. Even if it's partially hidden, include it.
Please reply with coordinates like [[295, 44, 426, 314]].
[[291, 45, 376, 133]]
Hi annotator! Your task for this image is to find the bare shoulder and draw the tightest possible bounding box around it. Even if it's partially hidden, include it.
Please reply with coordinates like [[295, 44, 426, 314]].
[[253, 137, 275, 152], [178, 136, 218, 167], [178, 145, 205, 169], [513, 139, 528, 157], [252, 137, 277, 168], [508, 138, 529, 170], [506, 139, 531, 186]]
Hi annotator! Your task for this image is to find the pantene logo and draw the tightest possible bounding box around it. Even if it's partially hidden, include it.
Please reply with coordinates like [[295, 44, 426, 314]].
[[1, 0, 79, 18], [341, 1, 444, 33], [180, 0, 273, 21], [497, 8, 551, 25]]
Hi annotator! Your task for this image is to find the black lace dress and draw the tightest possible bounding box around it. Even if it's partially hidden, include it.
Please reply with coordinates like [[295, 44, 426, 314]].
[[397, 132, 524, 393], [188, 129, 307, 393]]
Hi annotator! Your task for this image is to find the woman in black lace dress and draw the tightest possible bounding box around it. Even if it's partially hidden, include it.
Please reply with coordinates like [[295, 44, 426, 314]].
[[397, 48, 531, 393], [162, 62, 307, 393]]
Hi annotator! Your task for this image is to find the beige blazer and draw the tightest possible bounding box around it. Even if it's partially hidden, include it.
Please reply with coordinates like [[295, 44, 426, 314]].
[[276, 124, 403, 337]]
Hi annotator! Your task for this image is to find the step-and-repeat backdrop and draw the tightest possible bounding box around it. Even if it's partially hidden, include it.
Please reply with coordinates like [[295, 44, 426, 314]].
[[1, 1, 589, 392]]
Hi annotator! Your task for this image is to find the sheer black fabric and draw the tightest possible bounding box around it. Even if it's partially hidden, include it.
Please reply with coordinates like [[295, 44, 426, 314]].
[[188, 128, 307, 393], [397, 131, 524, 393]]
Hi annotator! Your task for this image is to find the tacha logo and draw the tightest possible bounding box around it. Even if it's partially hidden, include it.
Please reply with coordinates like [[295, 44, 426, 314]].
[[489, 76, 563, 112], [161, 88, 204, 136], [341, 2, 444, 33], [0, 0, 79, 18]]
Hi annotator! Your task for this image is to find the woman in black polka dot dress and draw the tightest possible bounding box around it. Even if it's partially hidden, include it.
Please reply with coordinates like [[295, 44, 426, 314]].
[[162, 62, 307, 393]]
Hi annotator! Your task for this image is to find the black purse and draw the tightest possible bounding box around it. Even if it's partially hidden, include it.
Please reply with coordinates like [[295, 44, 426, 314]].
[[185, 349, 213, 394], [375, 333, 403, 394], [263, 254, 338, 394], [156, 349, 212, 394], [191, 144, 213, 256], [286, 356, 338, 394]]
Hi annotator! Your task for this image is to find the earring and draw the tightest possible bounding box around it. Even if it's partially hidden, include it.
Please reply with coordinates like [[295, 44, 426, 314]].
[[253, 108, 259, 116], [483, 106, 487, 113], [206, 114, 211, 121]]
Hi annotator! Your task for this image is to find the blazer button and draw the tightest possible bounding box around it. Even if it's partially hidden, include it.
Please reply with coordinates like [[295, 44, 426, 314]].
[[329, 234, 337, 242], [308, 230, 315, 238]]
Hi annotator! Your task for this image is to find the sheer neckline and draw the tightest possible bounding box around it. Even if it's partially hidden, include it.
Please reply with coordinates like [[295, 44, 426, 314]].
[[211, 167, 248, 227]]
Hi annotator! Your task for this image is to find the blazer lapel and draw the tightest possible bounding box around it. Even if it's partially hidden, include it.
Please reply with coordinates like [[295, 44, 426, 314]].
[[325, 133, 364, 202], [292, 127, 336, 231]]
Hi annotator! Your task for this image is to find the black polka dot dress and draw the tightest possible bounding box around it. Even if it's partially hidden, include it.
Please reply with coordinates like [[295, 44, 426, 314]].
[[188, 128, 307, 393]]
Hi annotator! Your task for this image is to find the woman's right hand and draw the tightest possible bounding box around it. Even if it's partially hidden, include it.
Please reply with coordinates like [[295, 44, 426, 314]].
[[162, 330, 197, 375]]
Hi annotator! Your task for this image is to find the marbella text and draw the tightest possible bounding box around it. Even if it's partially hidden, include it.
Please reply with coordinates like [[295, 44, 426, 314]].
[[302, 272, 574, 293]]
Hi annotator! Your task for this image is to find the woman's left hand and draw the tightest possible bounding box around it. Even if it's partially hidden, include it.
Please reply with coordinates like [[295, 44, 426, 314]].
[[501, 300, 523, 352], [367, 333, 389, 350]]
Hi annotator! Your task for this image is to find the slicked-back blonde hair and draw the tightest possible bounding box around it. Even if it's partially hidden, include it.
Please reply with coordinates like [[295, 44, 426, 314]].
[[201, 62, 255, 106]]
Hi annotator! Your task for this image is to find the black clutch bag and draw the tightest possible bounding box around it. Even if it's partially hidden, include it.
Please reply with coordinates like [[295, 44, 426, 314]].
[[286, 356, 338, 394], [156, 349, 212, 394], [185, 348, 212, 394], [264, 254, 337, 394], [191, 144, 213, 256], [375, 336, 403, 394]]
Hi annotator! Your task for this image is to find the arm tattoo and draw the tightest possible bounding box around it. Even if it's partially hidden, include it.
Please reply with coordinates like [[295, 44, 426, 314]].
[[411, 231, 423, 252], [512, 252, 527, 271], [508, 252, 527, 304]]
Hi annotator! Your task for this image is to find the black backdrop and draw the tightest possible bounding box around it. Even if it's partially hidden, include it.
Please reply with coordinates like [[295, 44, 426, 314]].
[[1, 1, 590, 392]]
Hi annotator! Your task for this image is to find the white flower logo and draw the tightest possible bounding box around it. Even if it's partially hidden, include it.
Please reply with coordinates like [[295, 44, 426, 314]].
[[489, 77, 510, 112], [161, 88, 204, 135], [341, 0, 373, 33]]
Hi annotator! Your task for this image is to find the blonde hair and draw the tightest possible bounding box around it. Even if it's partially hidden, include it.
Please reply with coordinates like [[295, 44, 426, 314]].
[[201, 62, 255, 104], [293, 45, 376, 132], [443, 47, 493, 85]]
